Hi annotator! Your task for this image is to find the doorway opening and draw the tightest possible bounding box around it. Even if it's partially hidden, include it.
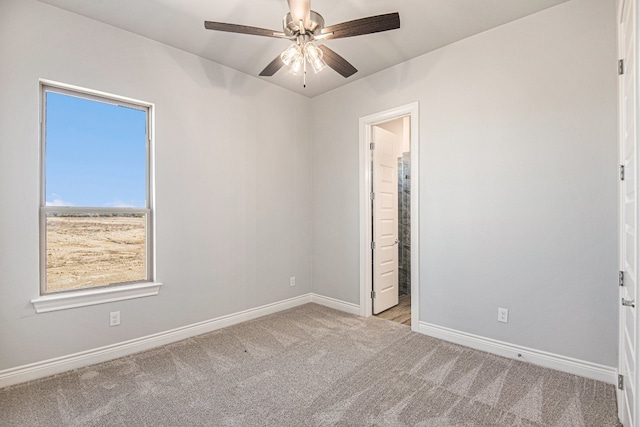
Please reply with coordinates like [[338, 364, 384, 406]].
[[359, 103, 419, 331], [372, 117, 411, 324]]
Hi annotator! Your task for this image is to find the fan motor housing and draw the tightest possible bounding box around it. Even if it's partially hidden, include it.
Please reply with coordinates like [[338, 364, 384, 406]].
[[283, 11, 325, 37]]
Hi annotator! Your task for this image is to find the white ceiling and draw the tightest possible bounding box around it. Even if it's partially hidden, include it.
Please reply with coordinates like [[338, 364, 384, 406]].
[[37, 0, 570, 98]]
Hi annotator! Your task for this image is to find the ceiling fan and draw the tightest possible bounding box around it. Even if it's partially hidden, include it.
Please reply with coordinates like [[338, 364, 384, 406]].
[[204, 0, 400, 86]]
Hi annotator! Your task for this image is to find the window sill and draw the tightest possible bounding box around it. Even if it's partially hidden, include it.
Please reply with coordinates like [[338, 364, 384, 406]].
[[31, 282, 163, 313]]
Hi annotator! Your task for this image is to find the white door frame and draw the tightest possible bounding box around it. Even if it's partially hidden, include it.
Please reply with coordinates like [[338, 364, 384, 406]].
[[359, 102, 419, 331], [618, 0, 639, 424]]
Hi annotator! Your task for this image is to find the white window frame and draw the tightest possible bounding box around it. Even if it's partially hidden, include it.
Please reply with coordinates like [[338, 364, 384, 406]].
[[32, 80, 161, 313]]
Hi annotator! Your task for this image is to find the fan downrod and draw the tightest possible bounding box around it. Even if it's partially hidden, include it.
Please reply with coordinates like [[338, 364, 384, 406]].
[[283, 11, 325, 38]]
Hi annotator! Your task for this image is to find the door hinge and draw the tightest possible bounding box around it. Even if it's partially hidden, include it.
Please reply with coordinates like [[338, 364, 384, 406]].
[[370, 192, 375, 200], [371, 291, 376, 299], [620, 165, 625, 181], [370, 142, 375, 150], [371, 241, 376, 250], [619, 271, 624, 287], [618, 374, 624, 390], [619, 59, 625, 75]]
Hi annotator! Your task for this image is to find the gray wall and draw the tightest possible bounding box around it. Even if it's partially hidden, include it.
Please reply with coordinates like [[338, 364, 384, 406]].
[[0, 0, 619, 373], [311, 0, 618, 366], [0, 0, 312, 370]]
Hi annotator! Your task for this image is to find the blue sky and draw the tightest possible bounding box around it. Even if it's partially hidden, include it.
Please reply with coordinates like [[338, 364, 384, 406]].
[[45, 91, 147, 208]]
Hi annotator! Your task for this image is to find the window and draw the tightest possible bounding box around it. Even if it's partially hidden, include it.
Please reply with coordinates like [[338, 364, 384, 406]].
[[38, 83, 156, 301]]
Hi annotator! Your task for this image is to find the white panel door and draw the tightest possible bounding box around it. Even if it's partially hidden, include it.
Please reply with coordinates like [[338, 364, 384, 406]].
[[619, 0, 639, 425], [372, 126, 399, 314]]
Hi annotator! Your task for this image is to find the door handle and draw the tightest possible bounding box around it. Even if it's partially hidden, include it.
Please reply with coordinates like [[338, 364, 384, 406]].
[[394, 239, 399, 245], [622, 298, 635, 308]]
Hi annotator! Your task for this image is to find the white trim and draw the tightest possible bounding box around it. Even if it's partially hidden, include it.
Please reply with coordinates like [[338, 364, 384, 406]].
[[419, 321, 617, 385], [8, 293, 618, 390], [39, 79, 154, 108], [617, 2, 640, 426], [31, 282, 163, 313], [5, 294, 312, 388], [359, 102, 420, 332], [311, 293, 361, 315], [39, 80, 157, 297]]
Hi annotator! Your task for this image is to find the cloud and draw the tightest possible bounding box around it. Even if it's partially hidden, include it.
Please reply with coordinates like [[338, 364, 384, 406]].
[[46, 194, 74, 207], [46, 194, 144, 208], [103, 200, 144, 208]]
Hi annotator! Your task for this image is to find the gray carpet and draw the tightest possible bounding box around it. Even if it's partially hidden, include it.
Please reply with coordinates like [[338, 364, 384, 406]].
[[0, 303, 621, 426]]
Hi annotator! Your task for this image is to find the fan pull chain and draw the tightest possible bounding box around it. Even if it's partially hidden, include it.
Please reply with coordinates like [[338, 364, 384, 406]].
[[303, 55, 307, 88]]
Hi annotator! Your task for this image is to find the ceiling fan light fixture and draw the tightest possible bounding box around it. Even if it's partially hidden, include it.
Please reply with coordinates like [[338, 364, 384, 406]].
[[281, 43, 302, 67], [205, 3, 400, 85], [288, 53, 305, 75], [304, 42, 326, 73]]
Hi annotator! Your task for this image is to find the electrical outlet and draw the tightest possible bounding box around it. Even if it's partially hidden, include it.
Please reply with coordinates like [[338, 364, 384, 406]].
[[110, 311, 121, 327], [497, 307, 509, 323], [289, 276, 296, 287]]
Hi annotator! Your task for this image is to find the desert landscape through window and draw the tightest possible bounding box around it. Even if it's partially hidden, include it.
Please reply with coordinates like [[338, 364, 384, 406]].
[[45, 213, 146, 292]]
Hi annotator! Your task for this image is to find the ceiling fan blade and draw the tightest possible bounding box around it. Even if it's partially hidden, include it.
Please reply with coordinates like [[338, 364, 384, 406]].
[[318, 45, 357, 78], [320, 12, 400, 40], [204, 21, 284, 38], [287, 0, 311, 27], [259, 55, 285, 77]]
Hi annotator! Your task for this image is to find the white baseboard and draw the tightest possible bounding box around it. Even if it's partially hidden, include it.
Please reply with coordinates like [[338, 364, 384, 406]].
[[6, 296, 611, 390], [418, 321, 617, 385], [0, 294, 313, 389], [311, 293, 361, 315]]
